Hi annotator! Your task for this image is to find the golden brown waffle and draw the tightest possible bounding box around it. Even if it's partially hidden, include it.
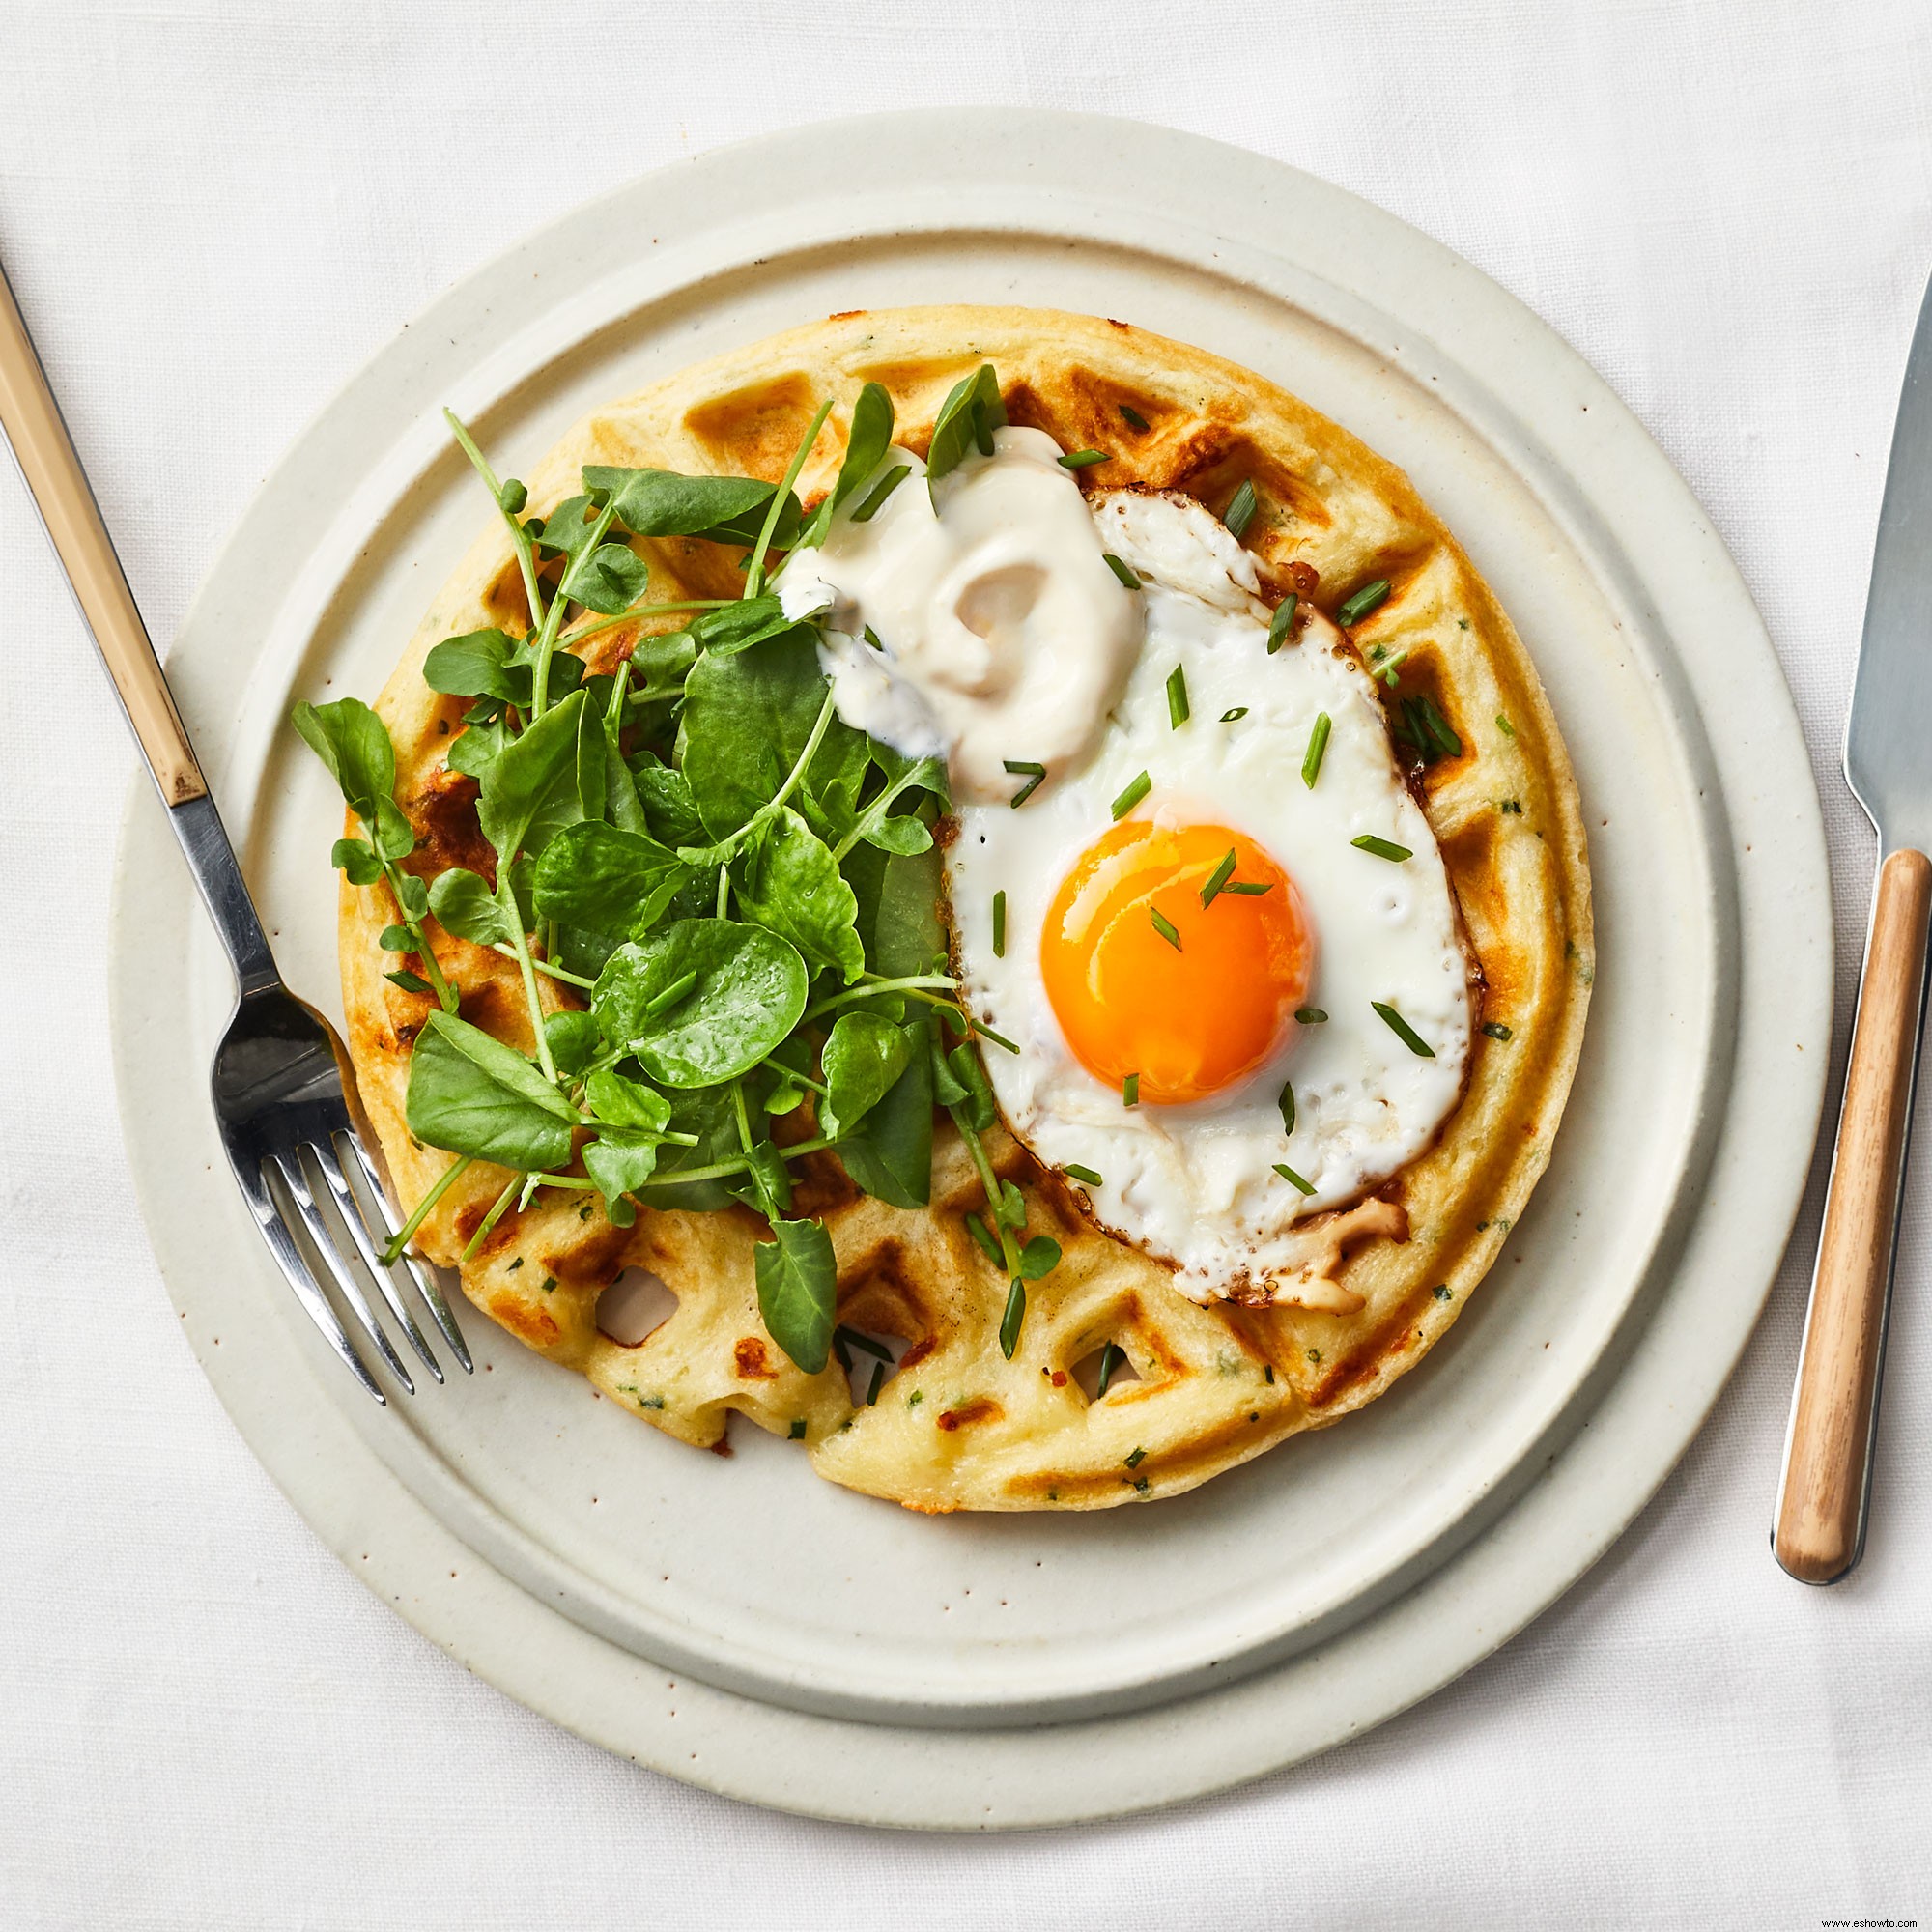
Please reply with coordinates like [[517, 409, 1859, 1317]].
[[335, 307, 1592, 1511]]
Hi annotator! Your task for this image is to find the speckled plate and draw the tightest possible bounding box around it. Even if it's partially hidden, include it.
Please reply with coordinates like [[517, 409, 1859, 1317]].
[[109, 109, 1830, 1827]]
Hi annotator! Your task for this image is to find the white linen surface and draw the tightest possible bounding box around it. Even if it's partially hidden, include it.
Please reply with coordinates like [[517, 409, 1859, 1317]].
[[1, 3, 1927, 1924]]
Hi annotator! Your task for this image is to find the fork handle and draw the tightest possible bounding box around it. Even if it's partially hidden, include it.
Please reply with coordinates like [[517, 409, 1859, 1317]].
[[0, 257, 206, 804], [1775, 845, 1932, 1582]]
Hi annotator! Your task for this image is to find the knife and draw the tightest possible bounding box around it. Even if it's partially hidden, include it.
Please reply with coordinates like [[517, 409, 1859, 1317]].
[[1774, 269, 1932, 1583]]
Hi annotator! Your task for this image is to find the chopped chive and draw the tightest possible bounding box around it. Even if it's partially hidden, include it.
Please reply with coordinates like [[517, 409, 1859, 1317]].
[[863, 624, 885, 651], [1433, 1284, 1453, 1301], [1395, 693, 1462, 765], [1222, 881, 1273, 895], [1095, 1341, 1125, 1397], [851, 464, 910, 523], [867, 1360, 886, 1406], [1220, 706, 1249, 723], [1302, 712, 1332, 787], [1123, 1445, 1147, 1470], [1278, 1082, 1295, 1135], [1058, 448, 1110, 469], [1150, 906, 1182, 951], [1264, 1363, 1274, 1383], [1499, 799, 1522, 815], [1122, 1072, 1140, 1108], [1267, 593, 1298, 654], [1223, 479, 1259, 540], [964, 1211, 1003, 1265], [835, 1324, 895, 1363], [972, 1019, 1021, 1054], [1111, 770, 1151, 819], [1200, 849, 1238, 906], [1166, 663, 1190, 727], [1338, 578, 1391, 626], [384, 969, 434, 994], [788, 1418, 807, 1439], [1482, 1020, 1514, 1041], [1373, 1001, 1435, 1058], [642, 969, 698, 1017], [1119, 404, 1150, 432], [1005, 758, 1046, 807], [1064, 1163, 1104, 1187], [992, 890, 1007, 958], [1273, 1162, 1316, 1196], [1102, 552, 1141, 590], [1351, 834, 1413, 862], [1496, 713, 1517, 737], [1294, 1006, 1328, 1025], [999, 1280, 1027, 1360]]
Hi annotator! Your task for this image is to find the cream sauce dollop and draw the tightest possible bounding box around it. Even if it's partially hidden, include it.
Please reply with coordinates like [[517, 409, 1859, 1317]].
[[777, 427, 1140, 803]]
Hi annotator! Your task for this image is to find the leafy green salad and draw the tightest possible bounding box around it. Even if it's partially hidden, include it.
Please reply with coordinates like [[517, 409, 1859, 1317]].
[[294, 372, 1061, 1378]]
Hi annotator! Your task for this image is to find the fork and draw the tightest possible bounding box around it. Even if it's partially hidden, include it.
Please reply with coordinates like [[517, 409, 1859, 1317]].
[[0, 254, 469, 1403]]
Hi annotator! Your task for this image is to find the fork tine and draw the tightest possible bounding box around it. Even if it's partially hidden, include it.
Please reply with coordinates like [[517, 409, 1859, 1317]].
[[315, 1137, 442, 1383], [238, 1157, 385, 1406], [273, 1151, 415, 1396], [342, 1132, 473, 1374]]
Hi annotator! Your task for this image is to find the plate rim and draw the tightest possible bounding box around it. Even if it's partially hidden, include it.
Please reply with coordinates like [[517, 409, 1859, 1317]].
[[107, 106, 1832, 1827]]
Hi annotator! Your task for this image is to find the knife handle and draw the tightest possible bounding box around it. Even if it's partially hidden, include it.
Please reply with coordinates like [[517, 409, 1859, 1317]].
[[1775, 845, 1932, 1582]]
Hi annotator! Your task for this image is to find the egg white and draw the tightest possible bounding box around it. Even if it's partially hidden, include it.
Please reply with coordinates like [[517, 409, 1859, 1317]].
[[945, 491, 1474, 1302]]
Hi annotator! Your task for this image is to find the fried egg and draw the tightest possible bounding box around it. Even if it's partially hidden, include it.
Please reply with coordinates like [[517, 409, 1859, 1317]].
[[785, 433, 1475, 1303]]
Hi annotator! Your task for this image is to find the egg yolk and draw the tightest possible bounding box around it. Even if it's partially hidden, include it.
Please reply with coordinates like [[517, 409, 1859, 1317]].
[[1040, 817, 1314, 1105]]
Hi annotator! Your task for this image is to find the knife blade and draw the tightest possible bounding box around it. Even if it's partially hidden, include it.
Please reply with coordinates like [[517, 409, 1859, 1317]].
[[1774, 266, 1932, 1583]]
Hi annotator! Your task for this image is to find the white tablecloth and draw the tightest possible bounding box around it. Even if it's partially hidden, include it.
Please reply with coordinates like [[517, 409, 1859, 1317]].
[[2, 3, 1927, 1923]]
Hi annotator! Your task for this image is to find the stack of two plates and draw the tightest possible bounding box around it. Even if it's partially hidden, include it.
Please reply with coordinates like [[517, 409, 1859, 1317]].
[[109, 111, 1830, 1828]]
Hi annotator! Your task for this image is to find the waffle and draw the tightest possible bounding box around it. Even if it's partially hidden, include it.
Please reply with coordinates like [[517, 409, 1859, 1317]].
[[334, 307, 1593, 1511]]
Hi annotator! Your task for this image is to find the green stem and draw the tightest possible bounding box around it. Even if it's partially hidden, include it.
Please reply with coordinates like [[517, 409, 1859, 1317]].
[[382, 1154, 473, 1264], [563, 599, 733, 649], [497, 877, 557, 1082], [460, 1173, 522, 1263], [631, 1135, 834, 1191], [803, 973, 958, 1023], [444, 410, 548, 650], [683, 684, 841, 873], [744, 398, 833, 599], [383, 863, 459, 1013], [487, 943, 593, 989], [531, 497, 617, 717], [952, 1105, 1021, 1276]]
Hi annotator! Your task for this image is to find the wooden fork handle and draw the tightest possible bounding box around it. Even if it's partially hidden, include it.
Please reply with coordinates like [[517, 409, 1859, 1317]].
[[1775, 845, 1932, 1582], [0, 258, 206, 804]]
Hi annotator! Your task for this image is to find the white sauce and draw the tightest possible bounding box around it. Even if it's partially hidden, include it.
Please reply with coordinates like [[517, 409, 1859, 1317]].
[[777, 428, 1140, 803]]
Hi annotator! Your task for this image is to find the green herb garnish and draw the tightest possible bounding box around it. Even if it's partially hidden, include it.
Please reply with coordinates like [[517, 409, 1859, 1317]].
[[1495, 713, 1517, 738], [1373, 1001, 1435, 1058], [1064, 1163, 1104, 1187], [1295, 1006, 1328, 1024], [1337, 578, 1391, 626], [1482, 1020, 1514, 1041], [1278, 1082, 1295, 1135], [1267, 593, 1298, 655], [1200, 849, 1237, 906], [1150, 906, 1181, 950], [1220, 706, 1248, 723], [1166, 663, 1190, 727], [1058, 449, 1110, 469], [1095, 1342, 1125, 1397], [1223, 479, 1259, 540], [1005, 759, 1047, 807], [1102, 553, 1141, 590], [1119, 404, 1149, 432], [1111, 770, 1151, 819], [1273, 1162, 1316, 1196], [999, 1279, 1027, 1360], [992, 889, 1007, 958], [1301, 712, 1332, 788], [1122, 1072, 1141, 1108], [1351, 834, 1412, 863], [1123, 1445, 1146, 1468], [851, 464, 910, 523]]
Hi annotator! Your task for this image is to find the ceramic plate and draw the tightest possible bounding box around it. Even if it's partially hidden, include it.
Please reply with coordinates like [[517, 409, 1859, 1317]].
[[109, 109, 1831, 1826]]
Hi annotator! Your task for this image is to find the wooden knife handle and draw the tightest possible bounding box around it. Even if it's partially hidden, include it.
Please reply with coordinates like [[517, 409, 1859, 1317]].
[[0, 259, 205, 804], [1775, 845, 1932, 1582]]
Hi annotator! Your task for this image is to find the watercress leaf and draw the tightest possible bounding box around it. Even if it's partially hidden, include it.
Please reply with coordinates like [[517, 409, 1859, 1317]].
[[292, 696, 396, 823], [871, 844, 946, 978], [404, 1009, 576, 1170], [583, 1066, 672, 1132], [924, 363, 1005, 499], [947, 1041, 997, 1132], [834, 1041, 933, 1209], [798, 382, 896, 549], [761, 1034, 814, 1115], [427, 867, 518, 948], [629, 755, 706, 849], [582, 1127, 660, 1209], [564, 540, 651, 616], [544, 1009, 601, 1079], [422, 629, 524, 703], [928, 1032, 970, 1107], [530, 821, 690, 943], [591, 919, 808, 1088], [476, 688, 589, 862], [734, 809, 864, 985], [331, 838, 383, 887], [447, 718, 507, 781], [583, 466, 804, 548], [862, 810, 934, 856], [679, 633, 865, 840], [643, 1086, 741, 1211], [391, 870, 430, 922], [753, 1217, 837, 1374], [1016, 1235, 1062, 1281], [732, 1140, 794, 1221], [820, 1011, 915, 1139], [371, 796, 417, 865], [689, 596, 805, 660], [378, 924, 413, 952]]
